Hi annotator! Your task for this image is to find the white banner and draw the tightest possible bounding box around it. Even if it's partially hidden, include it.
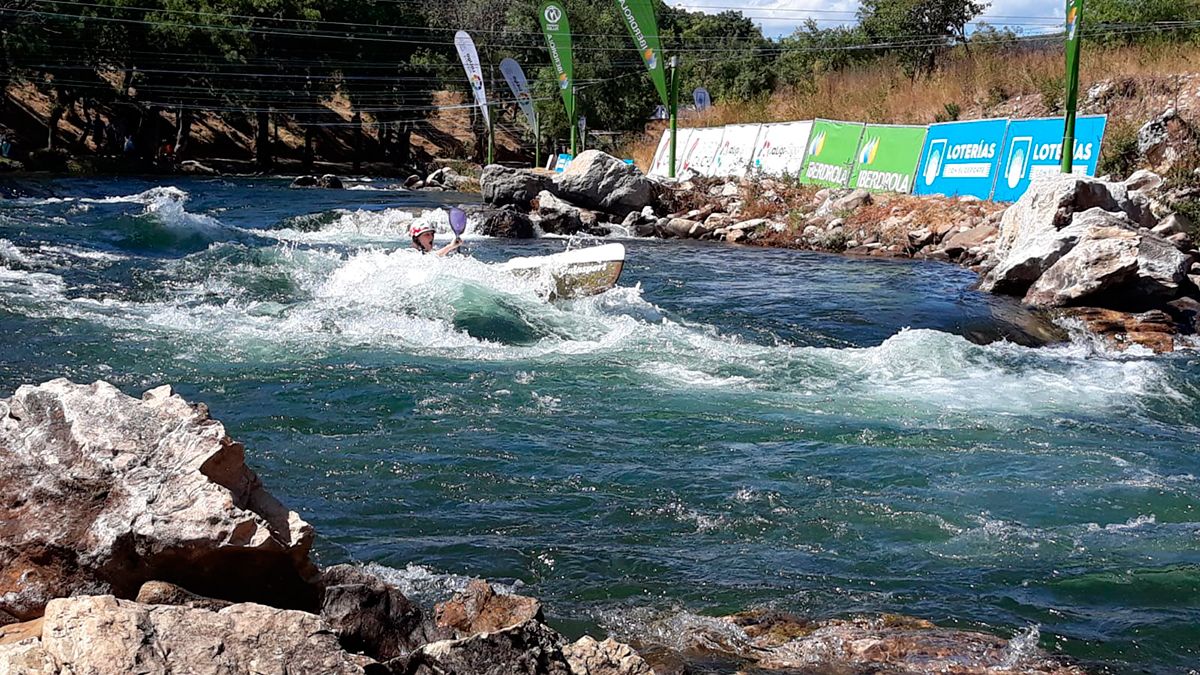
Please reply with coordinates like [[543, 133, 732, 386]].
[[680, 126, 725, 177], [454, 31, 490, 128], [648, 127, 694, 177], [710, 123, 761, 178], [499, 57, 536, 131], [749, 121, 813, 177]]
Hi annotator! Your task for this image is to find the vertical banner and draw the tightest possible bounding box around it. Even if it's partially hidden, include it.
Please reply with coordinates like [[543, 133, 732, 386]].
[[850, 124, 928, 193], [539, 2, 575, 121], [1063, 0, 1084, 172], [454, 31, 489, 129], [913, 119, 1008, 199], [798, 119, 865, 188], [749, 121, 813, 177], [693, 87, 711, 111], [499, 58, 537, 131], [992, 115, 1107, 202], [617, 0, 669, 107]]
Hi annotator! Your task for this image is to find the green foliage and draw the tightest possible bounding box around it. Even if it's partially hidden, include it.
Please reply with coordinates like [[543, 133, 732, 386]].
[[1096, 119, 1140, 179], [857, 0, 987, 77], [1035, 73, 1066, 114], [934, 102, 961, 123], [1086, 0, 1200, 45]]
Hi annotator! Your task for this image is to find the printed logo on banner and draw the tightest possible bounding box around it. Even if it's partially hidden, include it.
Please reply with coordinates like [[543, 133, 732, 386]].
[[750, 121, 813, 177], [913, 119, 1008, 199], [850, 125, 928, 193], [799, 120, 865, 188], [991, 116, 1107, 202]]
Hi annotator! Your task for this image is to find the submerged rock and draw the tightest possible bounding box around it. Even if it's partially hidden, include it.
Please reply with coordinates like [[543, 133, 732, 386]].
[[0, 379, 319, 621], [475, 208, 535, 239]]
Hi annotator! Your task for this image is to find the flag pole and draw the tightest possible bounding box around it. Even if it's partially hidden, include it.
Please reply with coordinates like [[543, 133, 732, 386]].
[[1062, 0, 1084, 173], [668, 56, 679, 179]]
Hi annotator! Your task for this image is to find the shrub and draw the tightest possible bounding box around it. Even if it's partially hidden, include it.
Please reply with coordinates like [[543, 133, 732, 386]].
[[1097, 119, 1140, 179]]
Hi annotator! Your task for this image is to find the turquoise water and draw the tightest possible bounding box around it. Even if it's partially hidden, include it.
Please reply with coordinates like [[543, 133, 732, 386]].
[[2, 177, 1198, 672]]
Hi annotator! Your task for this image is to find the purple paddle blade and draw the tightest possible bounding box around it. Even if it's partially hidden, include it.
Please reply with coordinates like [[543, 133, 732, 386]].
[[449, 207, 468, 237]]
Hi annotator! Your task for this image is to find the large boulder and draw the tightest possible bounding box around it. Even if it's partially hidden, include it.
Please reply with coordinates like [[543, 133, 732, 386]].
[[553, 150, 654, 217], [0, 595, 369, 674], [980, 175, 1156, 295], [321, 564, 441, 662], [397, 618, 570, 675], [1138, 109, 1197, 173], [534, 190, 586, 235], [481, 165, 553, 209], [475, 208, 535, 238], [0, 379, 319, 622], [434, 579, 542, 636], [562, 636, 654, 675], [1023, 211, 1191, 309]]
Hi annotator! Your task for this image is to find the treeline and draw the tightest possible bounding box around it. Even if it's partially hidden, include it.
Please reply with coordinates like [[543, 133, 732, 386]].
[[0, 0, 1196, 168]]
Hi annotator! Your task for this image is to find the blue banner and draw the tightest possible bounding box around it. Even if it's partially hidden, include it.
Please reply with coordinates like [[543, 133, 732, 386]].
[[991, 116, 1107, 202], [913, 119, 1009, 199]]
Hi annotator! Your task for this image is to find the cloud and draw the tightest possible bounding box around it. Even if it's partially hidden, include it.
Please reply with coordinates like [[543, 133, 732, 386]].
[[668, 0, 1062, 38]]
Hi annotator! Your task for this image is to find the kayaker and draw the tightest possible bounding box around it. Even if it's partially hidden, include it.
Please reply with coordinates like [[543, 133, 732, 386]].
[[410, 221, 461, 256]]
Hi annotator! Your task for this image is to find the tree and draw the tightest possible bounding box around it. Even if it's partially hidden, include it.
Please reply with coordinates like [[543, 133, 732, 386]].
[[858, 0, 987, 77]]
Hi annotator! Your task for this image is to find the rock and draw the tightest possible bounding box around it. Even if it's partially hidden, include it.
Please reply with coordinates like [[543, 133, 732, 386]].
[[178, 159, 218, 176], [0, 636, 55, 674], [0, 617, 43, 645], [908, 228, 935, 249], [726, 229, 747, 244], [704, 212, 734, 229], [827, 217, 845, 230], [476, 209, 535, 238], [981, 175, 1157, 295], [318, 174, 345, 189], [554, 150, 654, 216], [535, 190, 586, 235], [1152, 212, 1193, 237], [135, 581, 232, 612], [435, 579, 542, 636], [3, 595, 369, 674], [290, 174, 318, 188], [730, 218, 769, 232], [1124, 169, 1164, 193], [943, 223, 998, 259], [1024, 217, 1191, 309], [1138, 108, 1197, 172], [562, 636, 653, 675], [0, 380, 319, 621], [1064, 307, 1179, 353], [802, 225, 821, 239], [661, 218, 699, 239], [322, 564, 436, 661], [1166, 232, 1193, 251], [640, 205, 656, 221], [481, 165, 553, 209], [720, 182, 739, 198], [404, 174, 422, 188], [399, 618, 569, 675], [831, 188, 872, 213]]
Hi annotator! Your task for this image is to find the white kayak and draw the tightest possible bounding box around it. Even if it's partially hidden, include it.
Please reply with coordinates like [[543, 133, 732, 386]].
[[499, 243, 626, 300]]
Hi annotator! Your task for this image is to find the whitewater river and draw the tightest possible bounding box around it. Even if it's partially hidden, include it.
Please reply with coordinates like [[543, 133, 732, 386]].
[[1, 177, 1198, 672]]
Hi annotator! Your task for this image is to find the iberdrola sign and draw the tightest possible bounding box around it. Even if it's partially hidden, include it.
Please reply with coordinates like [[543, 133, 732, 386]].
[[539, 2, 575, 121], [798, 119, 865, 188], [616, 0, 669, 107], [850, 124, 928, 193]]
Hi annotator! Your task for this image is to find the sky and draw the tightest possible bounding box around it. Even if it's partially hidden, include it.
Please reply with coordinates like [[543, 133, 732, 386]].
[[670, 0, 1061, 38]]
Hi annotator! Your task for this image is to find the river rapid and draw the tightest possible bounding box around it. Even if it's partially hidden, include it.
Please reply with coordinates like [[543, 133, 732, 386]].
[[1, 177, 1198, 672]]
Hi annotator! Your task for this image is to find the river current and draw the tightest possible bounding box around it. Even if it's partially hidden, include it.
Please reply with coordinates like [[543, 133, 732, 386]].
[[1, 177, 1198, 672]]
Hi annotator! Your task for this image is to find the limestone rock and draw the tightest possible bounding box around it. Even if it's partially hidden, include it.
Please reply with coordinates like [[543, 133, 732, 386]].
[[1152, 212, 1192, 237], [481, 165, 553, 209], [435, 578, 542, 636], [1124, 169, 1163, 193], [1064, 307, 1181, 353], [1138, 109, 1197, 173], [322, 564, 438, 661], [554, 150, 654, 217], [563, 636, 653, 675], [661, 218, 699, 239], [1024, 220, 1190, 309], [942, 223, 998, 259], [535, 190, 586, 235], [475, 208, 535, 239], [0, 637, 55, 675], [135, 581, 233, 611], [400, 618, 570, 675], [0, 380, 319, 621], [26, 595, 367, 674]]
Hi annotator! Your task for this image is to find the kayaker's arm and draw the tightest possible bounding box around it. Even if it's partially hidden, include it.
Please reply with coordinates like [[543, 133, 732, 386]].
[[435, 238, 462, 257]]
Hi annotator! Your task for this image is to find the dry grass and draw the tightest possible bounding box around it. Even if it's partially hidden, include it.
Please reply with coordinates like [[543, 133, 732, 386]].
[[626, 43, 1200, 171]]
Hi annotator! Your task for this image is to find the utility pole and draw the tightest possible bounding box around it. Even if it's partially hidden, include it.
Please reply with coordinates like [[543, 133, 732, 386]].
[[668, 56, 679, 179], [1062, 0, 1084, 173]]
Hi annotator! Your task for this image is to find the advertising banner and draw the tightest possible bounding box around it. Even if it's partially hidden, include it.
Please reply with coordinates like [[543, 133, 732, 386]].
[[454, 31, 489, 128], [711, 124, 761, 178], [499, 58, 537, 131], [617, 0, 669, 106], [680, 126, 724, 176], [991, 115, 1107, 202], [749, 121, 813, 177], [799, 119, 865, 188], [693, 87, 711, 111], [649, 126, 693, 177], [913, 119, 1009, 199], [850, 124, 928, 193], [539, 2, 575, 121]]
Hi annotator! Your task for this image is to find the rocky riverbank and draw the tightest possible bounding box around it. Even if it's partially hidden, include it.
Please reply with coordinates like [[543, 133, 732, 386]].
[[477, 150, 1200, 353], [0, 379, 1088, 674]]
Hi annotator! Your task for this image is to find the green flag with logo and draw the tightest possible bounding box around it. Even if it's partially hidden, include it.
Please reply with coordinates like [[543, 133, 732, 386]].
[[799, 119, 866, 188], [616, 0, 669, 107], [539, 2, 575, 121], [850, 124, 928, 193], [1062, 0, 1083, 172]]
